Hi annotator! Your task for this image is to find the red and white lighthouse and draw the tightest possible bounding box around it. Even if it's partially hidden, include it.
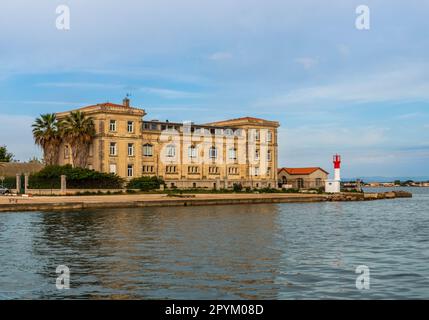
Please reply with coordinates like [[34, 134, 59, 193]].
[[333, 154, 341, 181], [325, 154, 342, 193]]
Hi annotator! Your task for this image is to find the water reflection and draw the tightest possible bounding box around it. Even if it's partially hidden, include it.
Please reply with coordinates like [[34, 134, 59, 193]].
[[1, 190, 429, 299]]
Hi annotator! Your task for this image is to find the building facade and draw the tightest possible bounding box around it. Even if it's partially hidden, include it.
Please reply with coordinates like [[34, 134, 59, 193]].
[[277, 167, 328, 189], [57, 99, 280, 189]]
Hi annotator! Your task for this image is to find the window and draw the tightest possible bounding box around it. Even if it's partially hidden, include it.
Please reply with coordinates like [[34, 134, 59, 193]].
[[209, 146, 217, 159], [188, 166, 199, 174], [209, 166, 219, 174], [109, 142, 117, 156], [188, 145, 197, 159], [166, 165, 177, 173], [225, 129, 233, 136], [127, 121, 134, 133], [142, 165, 154, 173], [228, 167, 239, 175], [254, 167, 260, 176], [143, 144, 153, 157], [109, 164, 117, 174], [228, 148, 237, 160], [128, 143, 134, 156], [267, 167, 271, 175], [255, 149, 260, 160], [89, 144, 93, 157], [267, 131, 272, 142], [109, 120, 117, 132], [166, 144, 176, 157], [64, 145, 70, 159], [316, 178, 322, 187], [151, 123, 158, 130], [267, 150, 272, 161], [127, 164, 134, 177], [255, 130, 260, 141]]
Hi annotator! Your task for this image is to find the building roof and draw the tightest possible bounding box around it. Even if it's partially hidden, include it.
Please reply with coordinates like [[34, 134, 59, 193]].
[[56, 101, 146, 117], [278, 167, 329, 175], [205, 116, 280, 128]]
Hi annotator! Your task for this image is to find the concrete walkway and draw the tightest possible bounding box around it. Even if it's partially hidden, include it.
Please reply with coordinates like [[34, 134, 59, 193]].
[[0, 193, 329, 212]]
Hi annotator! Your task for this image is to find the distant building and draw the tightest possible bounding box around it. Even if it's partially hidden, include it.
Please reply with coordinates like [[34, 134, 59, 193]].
[[277, 167, 328, 189], [56, 98, 280, 189]]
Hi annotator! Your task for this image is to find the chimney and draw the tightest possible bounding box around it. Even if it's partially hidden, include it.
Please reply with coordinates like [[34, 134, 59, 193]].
[[123, 96, 130, 107]]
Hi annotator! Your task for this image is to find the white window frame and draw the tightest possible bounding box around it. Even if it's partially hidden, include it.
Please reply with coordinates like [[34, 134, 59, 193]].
[[127, 164, 134, 177], [109, 142, 117, 156], [109, 120, 117, 132], [228, 148, 237, 160], [209, 146, 217, 159], [143, 144, 153, 157], [166, 144, 176, 158], [128, 143, 134, 157], [127, 121, 134, 133], [188, 145, 197, 159]]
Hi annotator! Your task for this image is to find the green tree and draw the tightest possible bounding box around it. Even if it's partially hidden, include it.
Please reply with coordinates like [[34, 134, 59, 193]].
[[62, 111, 96, 168], [32, 113, 62, 165], [0, 145, 14, 162]]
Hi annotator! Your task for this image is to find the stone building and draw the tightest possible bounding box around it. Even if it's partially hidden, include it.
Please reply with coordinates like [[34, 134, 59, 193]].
[[277, 167, 328, 189], [56, 98, 280, 189]]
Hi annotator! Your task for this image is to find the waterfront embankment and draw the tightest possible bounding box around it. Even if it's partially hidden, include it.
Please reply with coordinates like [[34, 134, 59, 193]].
[[0, 191, 412, 212]]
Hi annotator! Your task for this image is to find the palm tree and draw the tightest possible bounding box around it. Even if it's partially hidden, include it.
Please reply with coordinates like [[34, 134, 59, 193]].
[[62, 111, 95, 168], [32, 114, 62, 165]]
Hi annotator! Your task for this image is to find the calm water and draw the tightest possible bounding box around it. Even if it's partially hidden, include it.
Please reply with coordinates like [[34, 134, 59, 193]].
[[0, 187, 428, 299]]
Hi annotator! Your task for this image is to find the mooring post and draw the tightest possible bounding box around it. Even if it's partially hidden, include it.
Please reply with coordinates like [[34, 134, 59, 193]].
[[61, 175, 67, 195], [16, 174, 21, 195], [24, 174, 29, 195]]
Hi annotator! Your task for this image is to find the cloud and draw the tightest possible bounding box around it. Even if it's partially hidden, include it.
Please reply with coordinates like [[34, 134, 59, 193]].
[[255, 63, 429, 108], [0, 114, 40, 161], [140, 87, 204, 99], [295, 57, 318, 70], [208, 52, 233, 61], [36, 82, 124, 90]]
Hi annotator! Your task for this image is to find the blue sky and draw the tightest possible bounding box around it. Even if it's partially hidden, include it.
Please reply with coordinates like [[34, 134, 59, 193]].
[[1, 0, 429, 178]]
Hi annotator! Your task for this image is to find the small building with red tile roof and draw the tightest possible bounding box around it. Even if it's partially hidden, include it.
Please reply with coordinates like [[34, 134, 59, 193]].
[[277, 167, 329, 189]]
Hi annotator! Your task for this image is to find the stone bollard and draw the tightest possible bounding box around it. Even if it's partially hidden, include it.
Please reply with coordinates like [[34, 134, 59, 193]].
[[24, 174, 29, 195], [16, 174, 21, 195], [61, 175, 67, 195]]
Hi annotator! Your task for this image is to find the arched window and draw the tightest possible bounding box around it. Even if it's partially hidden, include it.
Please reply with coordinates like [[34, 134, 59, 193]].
[[209, 146, 217, 159], [166, 144, 176, 157], [143, 144, 153, 157]]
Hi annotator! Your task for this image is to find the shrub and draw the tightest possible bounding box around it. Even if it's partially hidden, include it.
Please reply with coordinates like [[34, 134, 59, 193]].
[[28, 165, 124, 189], [126, 176, 164, 191], [232, 183, 243, 192]]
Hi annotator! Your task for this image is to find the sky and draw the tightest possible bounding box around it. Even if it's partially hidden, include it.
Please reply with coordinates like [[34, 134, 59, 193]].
[[0, 0, 429, 178]]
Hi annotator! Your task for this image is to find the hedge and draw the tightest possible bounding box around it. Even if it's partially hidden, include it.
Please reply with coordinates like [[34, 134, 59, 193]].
[[126, 176, 164, 191], [28, 165, 125, 189]]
